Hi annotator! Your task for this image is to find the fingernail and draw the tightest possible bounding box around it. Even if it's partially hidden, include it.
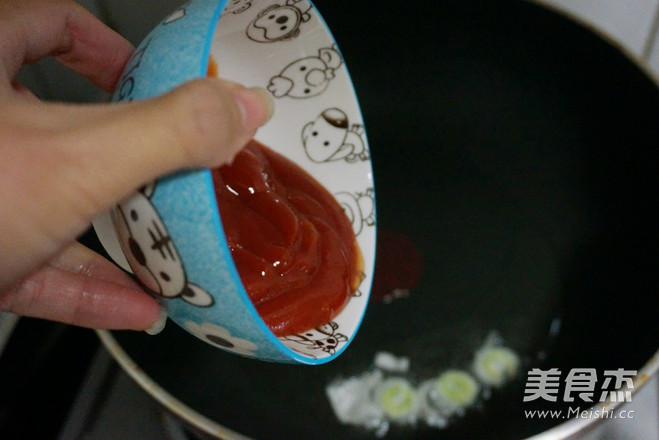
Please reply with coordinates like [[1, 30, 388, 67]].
[[232, 86, 274, 132], [145, 307, 168, 335]]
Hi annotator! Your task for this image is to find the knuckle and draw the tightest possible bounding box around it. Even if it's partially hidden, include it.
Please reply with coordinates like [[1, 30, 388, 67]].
[[0, 273, 43, 316], [168, 79, 244, 167]]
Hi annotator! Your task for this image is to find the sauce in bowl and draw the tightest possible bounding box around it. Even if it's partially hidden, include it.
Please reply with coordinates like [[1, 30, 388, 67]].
[[212, 140, 364, 336]]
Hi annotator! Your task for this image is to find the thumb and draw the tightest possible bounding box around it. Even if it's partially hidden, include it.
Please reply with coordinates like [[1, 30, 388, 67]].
[[57, 78, 275, 207], [0, 77, 273, 288]]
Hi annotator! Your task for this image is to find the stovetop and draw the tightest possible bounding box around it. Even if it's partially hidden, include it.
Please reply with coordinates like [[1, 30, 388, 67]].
[[0, 315, 99, 439], [1, 313, 657, 440], [0, 314, 201, 440]]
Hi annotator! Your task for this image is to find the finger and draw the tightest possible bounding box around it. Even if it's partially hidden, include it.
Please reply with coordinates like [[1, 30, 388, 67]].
[[0, 78, 273, 287], [50, 240, 140, 288], [0, 242, 162, 330], [6, 77, 273, 219], [0, 0, 133, 92]]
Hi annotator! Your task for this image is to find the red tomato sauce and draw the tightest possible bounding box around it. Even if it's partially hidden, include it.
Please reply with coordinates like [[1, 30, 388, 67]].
[[370, 230, 424, 303], [212, 140, 364, 336]]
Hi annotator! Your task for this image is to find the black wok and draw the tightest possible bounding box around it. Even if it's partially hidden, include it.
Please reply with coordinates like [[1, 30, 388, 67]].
[[96, 0, 659, 438]]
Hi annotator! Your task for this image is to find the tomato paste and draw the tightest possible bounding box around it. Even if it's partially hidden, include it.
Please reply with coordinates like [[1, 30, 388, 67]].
[[370, 230, 424, 303], [212, 140, 363, 336]]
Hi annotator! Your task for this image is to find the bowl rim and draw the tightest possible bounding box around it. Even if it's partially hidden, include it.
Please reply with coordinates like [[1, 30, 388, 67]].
[[93, 0, 375, 365]]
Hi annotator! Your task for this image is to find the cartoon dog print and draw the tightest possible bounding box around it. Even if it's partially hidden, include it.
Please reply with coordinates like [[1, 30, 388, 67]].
[[112, 183, 214, 307], [281, 321, 348, 355], [302, 107, 369, 163], [184, 321, 258, 356], [224, 0, 253, 14], [246, 0, 312, 42], [267, 45, 342, 99], [335, 188, 375, 237]]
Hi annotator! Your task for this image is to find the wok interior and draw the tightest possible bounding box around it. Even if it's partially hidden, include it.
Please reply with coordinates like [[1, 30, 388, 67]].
[[109, 1, 658, 439]]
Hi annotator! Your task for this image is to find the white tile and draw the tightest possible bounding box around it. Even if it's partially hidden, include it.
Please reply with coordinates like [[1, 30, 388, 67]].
[[533, 0, 659, 58]]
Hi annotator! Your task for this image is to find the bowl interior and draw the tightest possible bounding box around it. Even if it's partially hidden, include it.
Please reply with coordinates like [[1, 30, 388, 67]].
[[94, 0, 375, 364], [209, 0, 375, 360]]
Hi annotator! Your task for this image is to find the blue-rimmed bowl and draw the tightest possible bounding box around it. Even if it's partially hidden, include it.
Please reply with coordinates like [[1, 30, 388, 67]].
[[93, 0, 375, 364]]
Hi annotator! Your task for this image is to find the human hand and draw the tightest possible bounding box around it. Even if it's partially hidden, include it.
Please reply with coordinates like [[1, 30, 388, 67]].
[[0, 0, 273, 332]]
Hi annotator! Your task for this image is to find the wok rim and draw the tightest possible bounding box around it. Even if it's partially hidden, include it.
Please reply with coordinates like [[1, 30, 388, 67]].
[[96, 327, 658, 440], [96, 0, 659, 438]]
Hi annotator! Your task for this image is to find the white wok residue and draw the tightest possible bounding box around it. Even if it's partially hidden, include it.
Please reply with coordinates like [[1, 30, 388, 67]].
[[325, 331, 520, 437]]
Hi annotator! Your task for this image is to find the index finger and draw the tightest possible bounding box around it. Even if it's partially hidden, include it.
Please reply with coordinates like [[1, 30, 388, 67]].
[[0, 0, 133, 92]]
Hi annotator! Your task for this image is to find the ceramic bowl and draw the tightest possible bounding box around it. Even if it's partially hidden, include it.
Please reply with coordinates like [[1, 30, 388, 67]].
[[93, 0, 375, 364]]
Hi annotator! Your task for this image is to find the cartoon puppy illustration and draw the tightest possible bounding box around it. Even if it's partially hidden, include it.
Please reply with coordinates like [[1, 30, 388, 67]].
[[281, 322, 348, 355], [224, 0, 253, 14], [335, 188, 375, 237], [267, 45, 342, 98], [302, 107, 369, 163], [246, 0, 312, 42], [112, 183, 214, 307]]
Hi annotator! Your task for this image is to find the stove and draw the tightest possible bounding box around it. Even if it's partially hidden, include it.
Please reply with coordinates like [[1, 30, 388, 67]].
[[0, 315, 191, 440]]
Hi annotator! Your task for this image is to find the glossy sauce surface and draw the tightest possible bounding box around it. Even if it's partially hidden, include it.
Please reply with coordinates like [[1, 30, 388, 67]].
[[212, 140, 363, 336]]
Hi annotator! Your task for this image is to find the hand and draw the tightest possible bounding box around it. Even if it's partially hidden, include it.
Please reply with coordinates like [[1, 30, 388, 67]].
[[0, 0, 273, 332]]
